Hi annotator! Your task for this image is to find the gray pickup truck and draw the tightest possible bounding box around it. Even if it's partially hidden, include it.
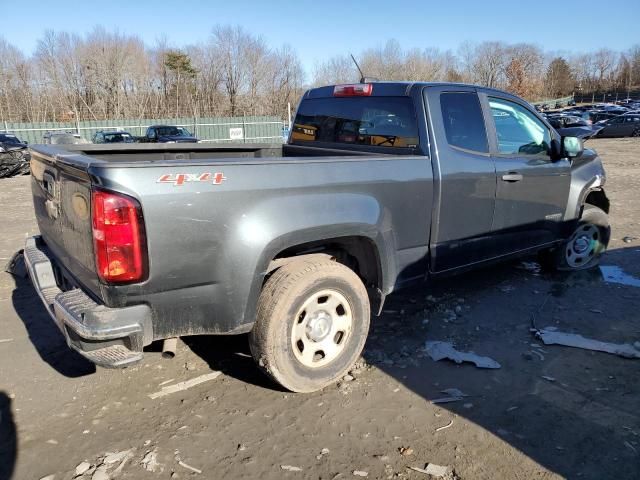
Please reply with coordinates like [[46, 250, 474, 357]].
[[25, 82, 610, 392]]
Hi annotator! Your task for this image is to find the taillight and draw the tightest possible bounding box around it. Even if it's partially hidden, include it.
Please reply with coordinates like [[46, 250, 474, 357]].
[[333, 84, 373, 97], [92, 189, 146, 284]]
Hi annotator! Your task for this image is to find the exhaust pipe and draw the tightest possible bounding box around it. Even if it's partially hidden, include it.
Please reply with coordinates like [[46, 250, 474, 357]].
[[162, 337, 178, 359]]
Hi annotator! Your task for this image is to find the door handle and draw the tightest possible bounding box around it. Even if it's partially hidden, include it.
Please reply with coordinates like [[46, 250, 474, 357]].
[[501, 173, 523, 182]]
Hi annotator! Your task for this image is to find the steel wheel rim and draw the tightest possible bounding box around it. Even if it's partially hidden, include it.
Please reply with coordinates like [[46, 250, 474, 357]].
[[565, 224, 601, 268], [291, 289, 353, 368]]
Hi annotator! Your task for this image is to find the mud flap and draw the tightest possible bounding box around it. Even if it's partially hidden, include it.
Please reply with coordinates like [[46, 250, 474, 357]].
[[4, 250, 27, 278]]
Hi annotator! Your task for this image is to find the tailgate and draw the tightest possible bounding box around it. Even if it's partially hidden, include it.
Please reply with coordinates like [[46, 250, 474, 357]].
[[29, 153, 102, 298]]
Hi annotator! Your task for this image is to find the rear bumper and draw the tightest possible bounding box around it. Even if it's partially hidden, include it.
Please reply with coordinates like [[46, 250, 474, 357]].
[[24, 235, 151, 368]]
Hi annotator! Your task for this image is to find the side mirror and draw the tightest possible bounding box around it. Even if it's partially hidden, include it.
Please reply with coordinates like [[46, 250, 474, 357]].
[[562, 136, 583, 158], [550, 138, 562, 161]]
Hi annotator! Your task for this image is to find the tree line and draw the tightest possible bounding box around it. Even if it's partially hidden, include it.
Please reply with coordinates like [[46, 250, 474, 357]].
[[1, 26, 639, 123]]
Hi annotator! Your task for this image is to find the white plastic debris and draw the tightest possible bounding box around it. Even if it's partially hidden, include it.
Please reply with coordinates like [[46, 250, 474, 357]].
[[103, 450, 132, 465], [408, 464, 451, 477], [424, 341, 501, 369], [537, 329, 640, 359], [280, 465, 302, 472], [353, 471, 368, 477], [431, 388, 469, 404], [75, 461, 91, 476]]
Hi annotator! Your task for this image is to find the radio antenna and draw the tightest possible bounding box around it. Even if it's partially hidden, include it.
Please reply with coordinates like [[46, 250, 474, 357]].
[[350, 53, 366, 83]]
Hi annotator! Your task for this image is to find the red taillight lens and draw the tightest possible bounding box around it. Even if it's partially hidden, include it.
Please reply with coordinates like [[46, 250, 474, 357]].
[[92, 189, 146, 284], [333, 83, 373, 97]]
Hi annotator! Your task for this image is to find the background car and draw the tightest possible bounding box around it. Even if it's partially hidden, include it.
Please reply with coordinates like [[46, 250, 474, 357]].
[[596, 114, 640, 138], [92, 130, 135, 143], [547, 115, 604, 139], [0, 133, 31, 178], [43, 132, 91, 145]]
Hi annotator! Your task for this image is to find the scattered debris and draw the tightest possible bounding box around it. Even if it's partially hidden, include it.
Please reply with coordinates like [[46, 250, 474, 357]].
[[408, 463, 453, 478], [0, 338, 13, 343], [541, 375, 556, 382], [148, 372, 222, 399], [431, 388, 469, 404], [141, 449, 162, 473], [178, 460, 202, 474], [343, 374, 354, 382], [103, 450, 132, 465], [530, 350, 545, 361], [600, 265, 640, 287], [622, 236, 636, 243], [316, 448, 330, 460], [280, 465, 302, 472], [91, 465, 109, 480], [75, 461, 91, 476], [435, 420, 454, 432], [353, 471, 368, 477], [39, 476, 56, 480], [399, 446, 414, 456], [537, 329, 640, 359], [425, 341, 501, 369]]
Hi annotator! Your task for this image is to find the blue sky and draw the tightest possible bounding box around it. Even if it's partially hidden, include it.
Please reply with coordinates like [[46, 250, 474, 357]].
[[2, 0, 638, 75]]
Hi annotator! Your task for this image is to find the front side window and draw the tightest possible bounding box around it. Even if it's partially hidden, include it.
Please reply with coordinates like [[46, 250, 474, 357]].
[[489, 97, 551, 157], [440, 92, 488, 153], [292, 97, 419, 149]]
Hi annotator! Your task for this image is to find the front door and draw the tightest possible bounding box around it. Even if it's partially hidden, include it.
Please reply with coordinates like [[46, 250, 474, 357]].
[[424, 87, 497, 272], [484, 95, 571, 254]]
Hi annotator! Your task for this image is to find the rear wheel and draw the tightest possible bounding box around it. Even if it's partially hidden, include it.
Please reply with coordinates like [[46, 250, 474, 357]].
[[539, 204, 610, 271], [249, 257, 370, 392]]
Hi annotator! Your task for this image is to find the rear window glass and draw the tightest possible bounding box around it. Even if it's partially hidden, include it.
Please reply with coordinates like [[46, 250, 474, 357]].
[[292, 97, 419, 149], [440, 92, 488, 153]]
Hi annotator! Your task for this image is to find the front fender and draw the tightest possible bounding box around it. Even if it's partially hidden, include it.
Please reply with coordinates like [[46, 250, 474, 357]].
[[564, 151, 607, 220]]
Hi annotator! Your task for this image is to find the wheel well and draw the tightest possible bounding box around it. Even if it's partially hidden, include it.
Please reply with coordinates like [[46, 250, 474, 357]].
[[584, 189, 610, 214], [267, 236, 384, 312]]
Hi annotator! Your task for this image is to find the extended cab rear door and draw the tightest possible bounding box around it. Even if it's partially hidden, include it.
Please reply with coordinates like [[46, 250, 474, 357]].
[[423, 86, 498, 272], [481, 93, 571, 253]]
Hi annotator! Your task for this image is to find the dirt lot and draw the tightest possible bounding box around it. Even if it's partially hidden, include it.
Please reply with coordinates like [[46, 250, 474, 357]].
[[1, 138, 639, 480]]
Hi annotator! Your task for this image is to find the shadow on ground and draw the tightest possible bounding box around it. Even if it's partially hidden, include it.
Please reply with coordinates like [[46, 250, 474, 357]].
[[184, 246, 640, 479], [9, 259, 96, 378], [0, 392, 17, 480], [362, 246, 640, 479]]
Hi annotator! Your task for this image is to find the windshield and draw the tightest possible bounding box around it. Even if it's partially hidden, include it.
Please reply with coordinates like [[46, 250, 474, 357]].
[[104, 133, 134, 143], [0, 134, 22, 144], [156, 127, 191, 137]]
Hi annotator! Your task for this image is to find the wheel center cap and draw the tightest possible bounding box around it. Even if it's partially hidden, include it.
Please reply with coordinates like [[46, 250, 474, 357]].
[[306, 311, 332, 342], [574, 236, 590, 253]]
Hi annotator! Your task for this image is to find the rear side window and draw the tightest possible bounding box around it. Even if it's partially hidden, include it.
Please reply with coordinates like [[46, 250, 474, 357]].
[[440, 92, 489, 153], [292, 97, 419, 149]]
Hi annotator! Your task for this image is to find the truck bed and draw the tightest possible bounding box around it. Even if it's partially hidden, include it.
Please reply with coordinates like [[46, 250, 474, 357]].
[[28, 141, 433, 342], [31, 143, 392, 168]]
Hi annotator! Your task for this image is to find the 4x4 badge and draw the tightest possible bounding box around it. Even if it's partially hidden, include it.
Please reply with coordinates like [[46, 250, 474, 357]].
[[157, 172, 226, 186]]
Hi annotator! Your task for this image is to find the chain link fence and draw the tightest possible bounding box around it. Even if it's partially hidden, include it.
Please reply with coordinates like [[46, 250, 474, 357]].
[[1, 116, 286, 145]]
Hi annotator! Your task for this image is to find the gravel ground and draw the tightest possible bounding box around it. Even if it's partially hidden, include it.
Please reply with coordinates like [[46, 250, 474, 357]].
[[0, 138, 639, 480]]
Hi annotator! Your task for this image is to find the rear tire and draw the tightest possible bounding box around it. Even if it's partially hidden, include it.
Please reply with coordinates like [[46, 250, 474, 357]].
[[249, 258, 370, 393], [539, 204, 610, 271]]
